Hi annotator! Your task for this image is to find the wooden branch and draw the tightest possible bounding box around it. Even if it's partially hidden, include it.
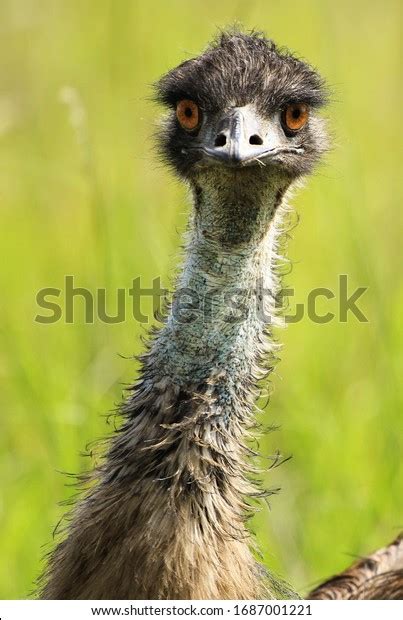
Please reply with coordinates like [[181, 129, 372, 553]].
[[308, 534, 403, 600]]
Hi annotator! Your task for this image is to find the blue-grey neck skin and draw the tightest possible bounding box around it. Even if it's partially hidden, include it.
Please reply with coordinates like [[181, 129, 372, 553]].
[[151, 167, 292, 393]]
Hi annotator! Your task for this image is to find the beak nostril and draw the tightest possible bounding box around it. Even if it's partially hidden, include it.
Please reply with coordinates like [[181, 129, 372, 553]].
[[249, 134, 263, 145], [214, 134, 227, 147]]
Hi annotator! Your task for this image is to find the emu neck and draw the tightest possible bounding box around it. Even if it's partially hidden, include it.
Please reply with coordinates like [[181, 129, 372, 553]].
[[154, 169, 287, 392], [39, 169, 293, 600]]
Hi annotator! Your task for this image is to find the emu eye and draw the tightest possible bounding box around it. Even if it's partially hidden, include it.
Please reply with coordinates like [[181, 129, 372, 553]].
[[282, 103, 309, 132], [176, 99, 200, 131]]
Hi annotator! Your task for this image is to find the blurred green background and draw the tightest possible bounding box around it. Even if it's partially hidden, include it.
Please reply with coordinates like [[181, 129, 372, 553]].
[[0, 0, 401, 600]]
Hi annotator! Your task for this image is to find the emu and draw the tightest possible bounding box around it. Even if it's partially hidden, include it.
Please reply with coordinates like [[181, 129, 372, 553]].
[[39, 30, 403, 600]]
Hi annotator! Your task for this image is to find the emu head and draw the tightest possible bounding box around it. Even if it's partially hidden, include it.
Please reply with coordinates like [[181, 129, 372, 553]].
[[155, 31, 328, 180], [154, 31, 329, 246]]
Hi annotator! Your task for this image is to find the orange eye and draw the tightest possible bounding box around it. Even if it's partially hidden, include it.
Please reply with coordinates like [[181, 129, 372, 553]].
[[282, 103, 309, 131], [176, 99, 200, 131]]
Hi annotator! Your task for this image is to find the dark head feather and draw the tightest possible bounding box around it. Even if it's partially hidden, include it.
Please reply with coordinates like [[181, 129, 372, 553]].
[[156, 30, 328, 113]]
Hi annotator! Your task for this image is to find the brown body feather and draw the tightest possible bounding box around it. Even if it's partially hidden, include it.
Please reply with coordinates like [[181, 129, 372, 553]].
[[40, 379, 271, 599], [309, 535, 403, 600]]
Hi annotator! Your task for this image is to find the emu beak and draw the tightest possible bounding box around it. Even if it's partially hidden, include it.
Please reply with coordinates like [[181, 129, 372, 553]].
[[199, 105, 275, 167]]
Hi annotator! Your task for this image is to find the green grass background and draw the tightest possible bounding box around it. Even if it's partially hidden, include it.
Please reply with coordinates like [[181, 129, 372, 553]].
[[0, 0, 401, 599]]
